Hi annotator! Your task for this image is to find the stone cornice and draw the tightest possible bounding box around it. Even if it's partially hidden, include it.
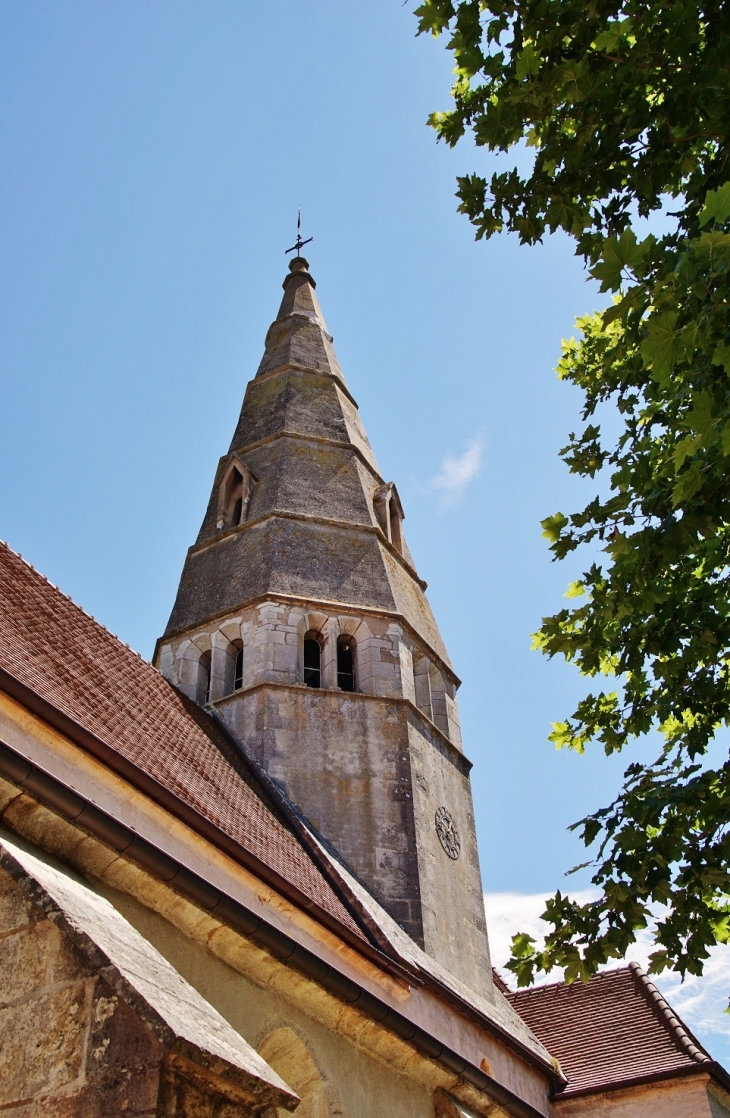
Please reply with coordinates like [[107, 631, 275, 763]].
[[226, 429, 384, 487]]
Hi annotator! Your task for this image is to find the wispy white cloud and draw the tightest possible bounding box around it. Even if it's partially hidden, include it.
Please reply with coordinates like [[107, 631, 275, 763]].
[[484, 891, 730, 1066], [428, 434, 484, 511]]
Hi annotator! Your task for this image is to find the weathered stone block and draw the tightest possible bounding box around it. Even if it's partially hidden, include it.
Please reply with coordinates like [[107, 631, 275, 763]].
[[0, 983, 90, 1104], [0, 922, 50, 1004]]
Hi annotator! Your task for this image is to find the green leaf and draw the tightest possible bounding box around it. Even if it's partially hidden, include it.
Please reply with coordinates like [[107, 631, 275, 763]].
[[515, 41, 540, 80], [673, 434, 701, 471], [712, 343, 730, 372], [541, 512, 569, 542], [510, 932, 537, 957], [549, 721, 582, 751], [699, 183, 730, 228], [685, 391, 716, 442], [590, 232, 648, 292], [641, 311, 679, 382], [592, 18, 633, 52], [671, 463, 704, 506]]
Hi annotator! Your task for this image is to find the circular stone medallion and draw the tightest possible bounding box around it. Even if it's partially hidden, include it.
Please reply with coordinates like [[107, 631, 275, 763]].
[[435, 806, 461, 860]]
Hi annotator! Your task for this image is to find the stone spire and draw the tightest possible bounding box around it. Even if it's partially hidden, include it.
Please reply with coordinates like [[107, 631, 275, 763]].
[[163, 256, 450, 669], [156, 256, 493, 999]]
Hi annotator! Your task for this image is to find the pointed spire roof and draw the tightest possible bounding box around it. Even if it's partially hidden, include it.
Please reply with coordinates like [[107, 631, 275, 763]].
[[162, 256, 454, 674], [255, 256, 346, 387], [276, 256, 329, 329], [228, 255, 377, 473]]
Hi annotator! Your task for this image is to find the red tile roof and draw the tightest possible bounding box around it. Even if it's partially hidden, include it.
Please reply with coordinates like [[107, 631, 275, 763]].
[[0, 541, 366, 941], [508, 963, 712, 1096]]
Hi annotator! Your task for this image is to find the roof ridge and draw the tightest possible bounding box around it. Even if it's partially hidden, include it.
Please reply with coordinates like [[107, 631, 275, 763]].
[[0, 539, 148, 664], [628, 961, 711, 1065]]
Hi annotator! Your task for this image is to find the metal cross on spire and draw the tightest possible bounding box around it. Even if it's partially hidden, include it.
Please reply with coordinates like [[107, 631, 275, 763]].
[[285, 208, 313, 257]]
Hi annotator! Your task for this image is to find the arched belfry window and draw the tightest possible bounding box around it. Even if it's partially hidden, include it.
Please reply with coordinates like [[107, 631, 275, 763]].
[[232, 639, 243, 692], [217, 459, 253, 531], [303, 632, 322, 689], [337, 636, 355, 692]]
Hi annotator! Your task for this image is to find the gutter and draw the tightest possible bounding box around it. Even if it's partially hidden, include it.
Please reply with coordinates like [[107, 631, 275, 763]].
[[0, 737, 548, 1118]]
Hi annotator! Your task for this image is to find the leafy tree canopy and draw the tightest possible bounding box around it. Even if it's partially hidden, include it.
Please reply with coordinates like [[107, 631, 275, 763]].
[[415, 0, 730, 985]]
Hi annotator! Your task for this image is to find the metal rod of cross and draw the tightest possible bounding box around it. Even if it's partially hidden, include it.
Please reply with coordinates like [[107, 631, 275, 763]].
[[285, 208, 313, 257]]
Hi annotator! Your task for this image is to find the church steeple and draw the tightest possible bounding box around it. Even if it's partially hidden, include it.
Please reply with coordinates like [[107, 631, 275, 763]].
[[155, 255, 493, 998]]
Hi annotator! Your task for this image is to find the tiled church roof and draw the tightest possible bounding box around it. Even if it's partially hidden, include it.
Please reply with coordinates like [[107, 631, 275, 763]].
[[507, 962, 713, 1096], [0, 540, 366, 940]]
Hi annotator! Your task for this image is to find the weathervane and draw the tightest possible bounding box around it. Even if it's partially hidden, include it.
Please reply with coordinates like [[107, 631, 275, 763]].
[[285, 208, 313, 257]]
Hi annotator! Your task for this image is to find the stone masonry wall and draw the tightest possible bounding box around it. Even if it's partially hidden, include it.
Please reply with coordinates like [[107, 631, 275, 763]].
[[552, 1073, 723, 1117], [0, 864, 165, 1116], [220, 683, 425, 948], [0, 864, 271, 1117]]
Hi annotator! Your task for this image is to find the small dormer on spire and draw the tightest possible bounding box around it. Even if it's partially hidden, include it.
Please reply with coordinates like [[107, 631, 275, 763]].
[[374, 482, 405, 555], [215, 455, 256, 532]]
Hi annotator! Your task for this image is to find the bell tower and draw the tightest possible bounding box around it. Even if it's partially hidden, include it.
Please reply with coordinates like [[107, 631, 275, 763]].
[[155, 255, 493, 997]]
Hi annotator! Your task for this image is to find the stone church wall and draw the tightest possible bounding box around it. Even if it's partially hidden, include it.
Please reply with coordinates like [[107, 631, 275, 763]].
[[95, 881, 439, 1118]]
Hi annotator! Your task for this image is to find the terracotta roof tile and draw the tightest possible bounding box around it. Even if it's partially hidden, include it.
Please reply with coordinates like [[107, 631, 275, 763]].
[[508, 963, 712, 1096], [0, 541, 365, 940]]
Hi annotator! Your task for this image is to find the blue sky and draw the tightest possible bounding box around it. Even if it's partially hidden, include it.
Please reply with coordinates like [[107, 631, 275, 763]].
[[2, 0, 727, 1060]]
